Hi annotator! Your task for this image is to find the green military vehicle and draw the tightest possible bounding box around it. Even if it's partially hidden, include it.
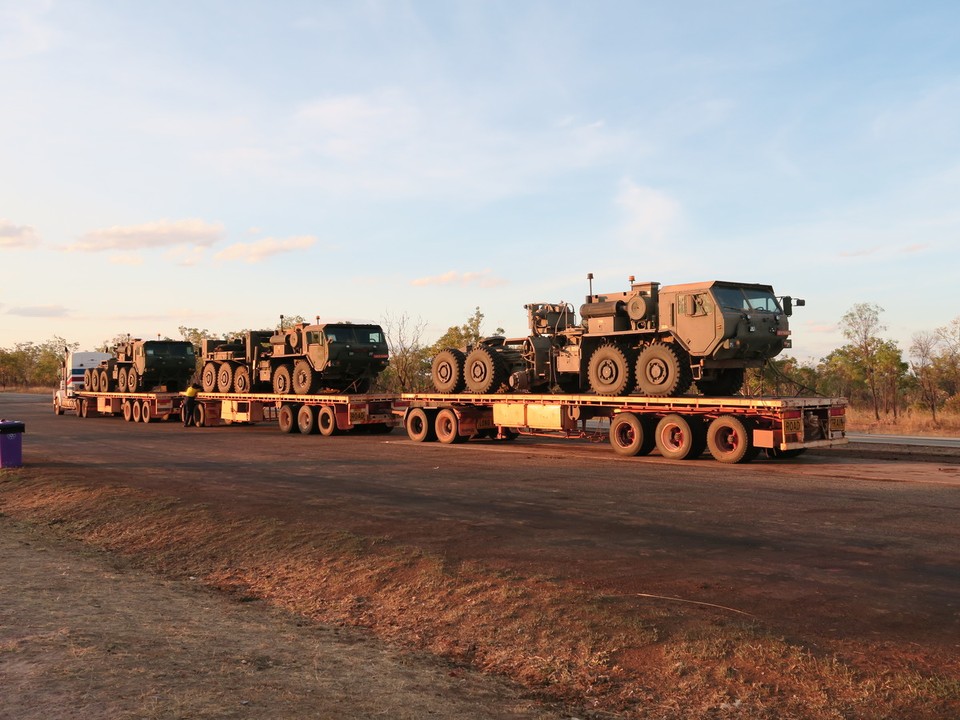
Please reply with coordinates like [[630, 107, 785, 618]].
[[431, 275, 803, 397], [201, 321, 390, 395], [86, 339, 197, 393]]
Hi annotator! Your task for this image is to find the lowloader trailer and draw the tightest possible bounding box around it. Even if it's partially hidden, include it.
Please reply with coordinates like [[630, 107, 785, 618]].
[[73, 391, 184, 423], [395, 393, 847, 464], [186, 392, 398, 435]]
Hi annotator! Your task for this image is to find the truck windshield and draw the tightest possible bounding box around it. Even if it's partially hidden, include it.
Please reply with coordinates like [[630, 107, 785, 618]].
[[145, 342, 195, 357], [324, 327, 385, 344], [713, 287, 781, 313]]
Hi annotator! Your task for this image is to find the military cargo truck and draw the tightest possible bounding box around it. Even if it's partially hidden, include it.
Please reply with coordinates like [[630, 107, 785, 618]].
[[200, 321, 389, 395], [87, 339, 196, 393], [431, 275, 804, 397]]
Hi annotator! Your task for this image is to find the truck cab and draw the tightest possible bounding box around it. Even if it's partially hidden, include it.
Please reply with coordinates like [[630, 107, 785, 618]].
[[53, 350, 112, 414]]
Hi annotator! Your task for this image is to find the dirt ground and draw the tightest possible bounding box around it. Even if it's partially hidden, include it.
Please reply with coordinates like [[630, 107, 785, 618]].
[[2, 393, 959, 719]]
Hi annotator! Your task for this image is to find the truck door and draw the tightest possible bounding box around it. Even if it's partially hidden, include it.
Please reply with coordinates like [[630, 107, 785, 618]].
[[306, 330, 329, 371]]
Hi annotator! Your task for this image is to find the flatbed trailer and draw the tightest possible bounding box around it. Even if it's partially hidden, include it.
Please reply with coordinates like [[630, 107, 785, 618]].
[[395, 393, 848, 463], [74, 391, 184, 423], [188, 392, 399, 435]]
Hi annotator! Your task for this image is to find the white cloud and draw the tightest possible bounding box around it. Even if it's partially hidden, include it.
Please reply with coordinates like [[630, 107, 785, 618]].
[[6, 304, 69, 318], [616, 179, 683, 244], [0, 219, 41, 249], [108, 253, 145, 266], [214, 235, 316, 264], [69, 219, 224, 252], [411, 270, 508, 289]]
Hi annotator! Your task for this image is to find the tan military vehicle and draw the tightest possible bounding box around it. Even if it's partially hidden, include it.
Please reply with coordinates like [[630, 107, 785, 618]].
[[431, 275, 803, 397]]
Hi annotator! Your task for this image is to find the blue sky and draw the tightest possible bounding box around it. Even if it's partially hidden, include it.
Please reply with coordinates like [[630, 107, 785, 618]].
[[2, 0, 958, 362]]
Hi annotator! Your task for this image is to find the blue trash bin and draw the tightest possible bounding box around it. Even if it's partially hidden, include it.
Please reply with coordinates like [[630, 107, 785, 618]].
[[0, 420, 25, 468]]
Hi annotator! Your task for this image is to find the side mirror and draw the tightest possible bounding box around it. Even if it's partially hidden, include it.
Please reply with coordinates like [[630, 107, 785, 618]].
[[782, 296, 805, 317]]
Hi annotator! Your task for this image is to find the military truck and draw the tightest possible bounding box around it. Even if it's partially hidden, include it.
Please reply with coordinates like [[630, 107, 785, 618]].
[[200, 321, 389, 395], [87, 339, 196, 393], [431, 275, 804, 397]]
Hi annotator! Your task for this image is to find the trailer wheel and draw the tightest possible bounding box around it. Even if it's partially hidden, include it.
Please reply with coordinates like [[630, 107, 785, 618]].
[[435, 408, 466, 444], [317, 406, 339, 436], [431, 349, 467, 393], [127, 367, 139, 393], [292, 360, 315, 394], [706, 416, 759, 464], [609, 412, 655, 457], [131, 399, 142, 423], [588, 344, 634, 396], [655, 413, 705, 460], [406, 408, 436, 442], [278, 404, 298, 433], [217, 363, 234, 393], [297, 405, 318, 434], [201, 362, 218, 392], [233, 366, 251, 394], [140, 400, 153, 423], [273, 364, 293, 395], [122, 399, 133, 422]]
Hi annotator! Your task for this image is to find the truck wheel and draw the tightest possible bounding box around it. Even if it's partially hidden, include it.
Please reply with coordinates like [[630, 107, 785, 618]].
[[317, 405, 339, 436], [406, 408, 436, 442], [278, 404, 297, 433], [706, 416, 759, 464], [697, 368, 745, 397], [297, 405, 318, 434], [464, 347, 506, 394], [655, 413, 705, 460], [292, 360, 315, 395], [54, 397, 63, 415], [233, 366, 251, 394], [201, 362, 218, 392], [117, 367, 129, 392], [122, 399, 133, 422], [79, 399, 92, 418], [636, 344, 689, 397], [83, 369, 93, 390], [273, 365, 293, 395], [609, 412, 655, 457], [435, 408, 466, 444], [588, 344, 633, 396], [217, 363, 234, 393], [100, 368, 112, 392], [131, 399, 143, 423], [127, 367, 139, 393], [140, 400, 153, 423], [431, 349, 467, 393]]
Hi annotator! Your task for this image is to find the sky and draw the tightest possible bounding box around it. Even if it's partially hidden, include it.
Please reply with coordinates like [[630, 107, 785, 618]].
[[2, 0, 959, 363]]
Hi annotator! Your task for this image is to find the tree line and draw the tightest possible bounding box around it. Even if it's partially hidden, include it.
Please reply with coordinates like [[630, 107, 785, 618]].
[[3, 305, 959, 423]]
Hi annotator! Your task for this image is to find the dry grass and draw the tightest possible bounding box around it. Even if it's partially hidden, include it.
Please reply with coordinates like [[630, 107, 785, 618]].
[[1, 469, 957, 719], [846, 407, 960, 436]]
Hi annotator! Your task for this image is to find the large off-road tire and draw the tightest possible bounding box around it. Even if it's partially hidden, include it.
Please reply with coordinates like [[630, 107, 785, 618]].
[[431, 349, 467, 394], [297, 405, 317, 434], [83, 369, 92, 390], [317, 405, 339, 436], [127, 367, 139, 393], [277, 403, 297, 433], [217, 363, 234, 393], [89, 369, 100, 392], [588, 344, 633, 396], [464, 347, 506, 394], [99, 368, 112, 392], [707, 415, 759, 464], [117, 367, 129, 392], [655, 413, 706, 460], [697, 368, 745, 397], [609, 412, 655, 457], [635, 344, 691, 397], [292, 359, 315, 395], [201, 362, 218, 392], [233, 366, 252, 394], [405, 408, 436, 442], [272, 364, 293, 395], [435, 408, 466, 444]]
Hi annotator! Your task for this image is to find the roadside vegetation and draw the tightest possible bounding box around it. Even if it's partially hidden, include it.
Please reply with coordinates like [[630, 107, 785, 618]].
[[4, 304, 960, 433]]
